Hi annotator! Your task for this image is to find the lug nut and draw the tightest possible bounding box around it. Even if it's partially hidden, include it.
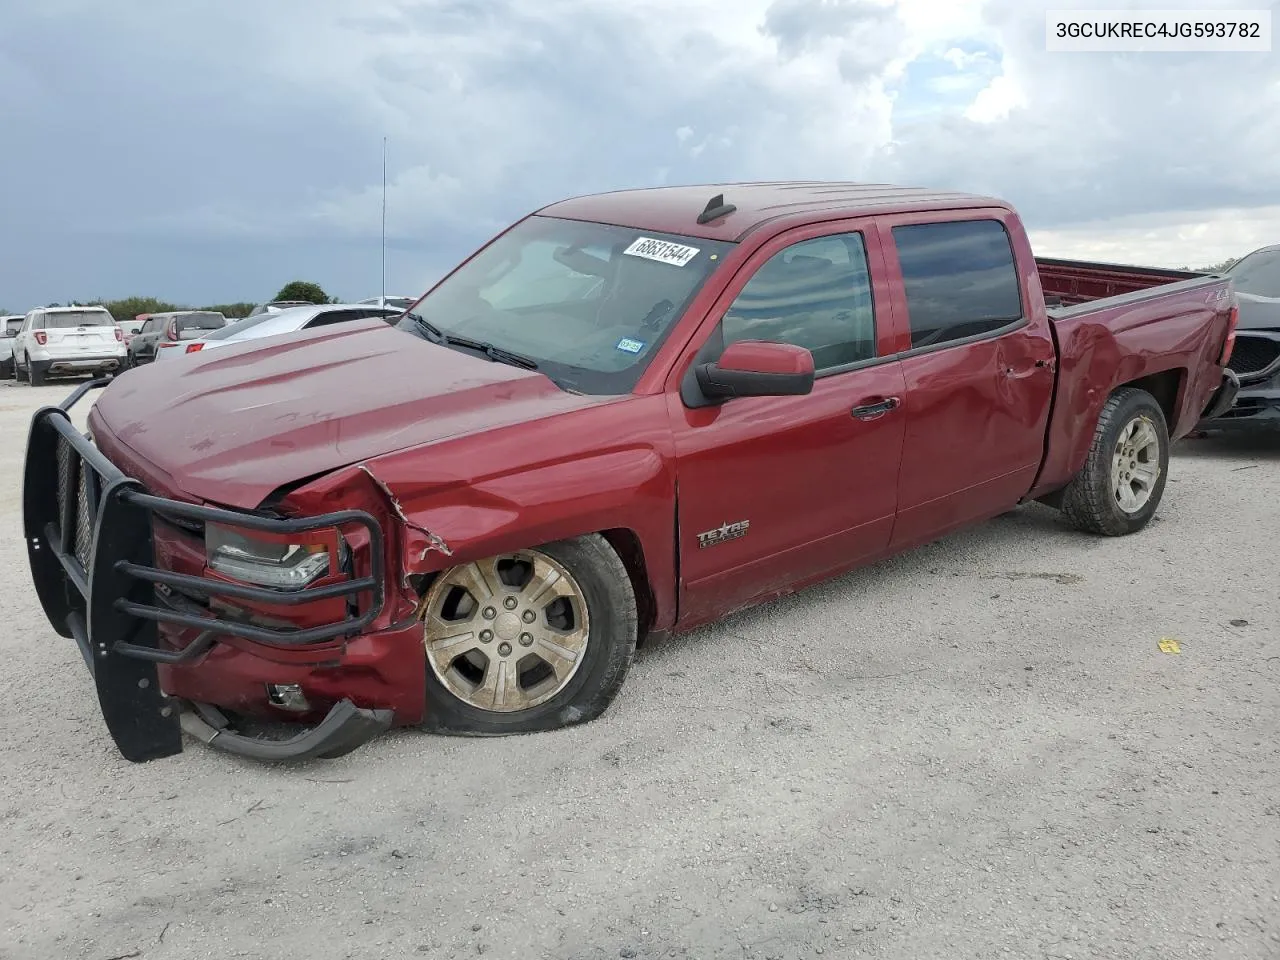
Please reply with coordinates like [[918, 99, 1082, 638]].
[[482, 607, 497, 620], [519, 633, 534, 647], [498, 642, 512, 656], [480, 629, 494, 642], [503, 596, 518, 610], [522, 610, 536, 623]]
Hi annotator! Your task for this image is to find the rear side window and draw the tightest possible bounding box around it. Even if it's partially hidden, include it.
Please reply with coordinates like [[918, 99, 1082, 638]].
[[721, 231, 877, 373], [892, 220, 1023, 349], [306, 310, 363, 328]]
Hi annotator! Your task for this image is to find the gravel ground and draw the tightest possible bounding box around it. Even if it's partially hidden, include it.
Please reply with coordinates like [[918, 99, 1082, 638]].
[[1, 378, 1277, 960]]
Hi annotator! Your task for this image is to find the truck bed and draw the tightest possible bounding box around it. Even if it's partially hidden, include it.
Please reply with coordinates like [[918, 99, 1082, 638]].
[[1030, 267, 1234, 501], [1037, 257, 1208, 308]]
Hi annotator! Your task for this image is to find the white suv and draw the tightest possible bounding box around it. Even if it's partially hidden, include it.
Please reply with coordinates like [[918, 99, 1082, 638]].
[[13, 306, 127, 385]]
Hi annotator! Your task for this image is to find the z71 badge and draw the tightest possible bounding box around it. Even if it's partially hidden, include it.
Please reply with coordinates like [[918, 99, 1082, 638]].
[[697, 520, 750, 548]]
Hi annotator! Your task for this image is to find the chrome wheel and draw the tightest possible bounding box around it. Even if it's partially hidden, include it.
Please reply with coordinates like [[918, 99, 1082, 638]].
[[422, 550, 590, 713], [1112, 415, 1161, 513]]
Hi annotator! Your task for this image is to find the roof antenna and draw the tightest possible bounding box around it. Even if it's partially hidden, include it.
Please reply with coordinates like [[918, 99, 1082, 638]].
[[697, 193, 737, 225]]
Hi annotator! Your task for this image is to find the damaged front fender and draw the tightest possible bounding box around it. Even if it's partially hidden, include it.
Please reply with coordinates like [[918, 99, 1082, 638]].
[[357, 464, 454, 564]]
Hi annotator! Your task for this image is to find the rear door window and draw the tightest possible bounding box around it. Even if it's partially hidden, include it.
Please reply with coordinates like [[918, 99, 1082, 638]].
[[891, 219, 1024, 349]]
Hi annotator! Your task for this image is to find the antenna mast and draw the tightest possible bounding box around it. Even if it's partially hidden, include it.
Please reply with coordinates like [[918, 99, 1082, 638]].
[[380, 136, 388, 303]]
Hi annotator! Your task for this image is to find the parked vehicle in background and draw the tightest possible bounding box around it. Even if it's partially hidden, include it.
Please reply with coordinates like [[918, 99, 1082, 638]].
[[358, 295, 416, 311], [246, 299, 315, 318], [117, 318, 147, 348], [12, 305, 125, 384], [24, 181, 1238, 764], [1197, 243, 1280, 433], [125, 311, 227, 367], [156, 303, 402, 361], [0, 315, 25, 379]]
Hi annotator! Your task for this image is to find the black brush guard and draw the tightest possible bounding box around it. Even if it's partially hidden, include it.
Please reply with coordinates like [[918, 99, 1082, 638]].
[[23, 380, 393, 763]]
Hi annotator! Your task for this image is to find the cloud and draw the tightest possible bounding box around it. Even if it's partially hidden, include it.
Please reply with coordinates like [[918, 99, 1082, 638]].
[[0, 0, 1275, 308]]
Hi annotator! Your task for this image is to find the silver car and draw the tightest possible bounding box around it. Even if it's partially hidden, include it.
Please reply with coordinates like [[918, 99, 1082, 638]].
[[1, 315, 25, 379], [154, 303, 403, 362]]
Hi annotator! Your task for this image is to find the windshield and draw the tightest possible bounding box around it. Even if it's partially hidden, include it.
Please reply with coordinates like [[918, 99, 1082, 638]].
[[1226, 247, 1280, 298], [397, 215, 734, 394], [45, 310, 113, 328]]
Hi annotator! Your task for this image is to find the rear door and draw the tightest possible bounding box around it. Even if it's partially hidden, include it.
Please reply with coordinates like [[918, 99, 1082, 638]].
[[877, 213, 1056, 549], [133, 318, 163, 361], [669, 221, 909, 626]]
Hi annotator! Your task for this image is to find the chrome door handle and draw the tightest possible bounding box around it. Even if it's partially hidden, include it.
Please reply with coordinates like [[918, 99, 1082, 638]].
[[851, 396, 901, 420]]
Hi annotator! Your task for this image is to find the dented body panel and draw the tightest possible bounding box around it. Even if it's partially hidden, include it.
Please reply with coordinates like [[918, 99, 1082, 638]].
[[30, 181, 1238, 759]]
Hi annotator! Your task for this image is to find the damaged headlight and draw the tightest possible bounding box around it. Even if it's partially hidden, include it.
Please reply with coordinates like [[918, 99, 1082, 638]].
[[206, 524, 346, 591]]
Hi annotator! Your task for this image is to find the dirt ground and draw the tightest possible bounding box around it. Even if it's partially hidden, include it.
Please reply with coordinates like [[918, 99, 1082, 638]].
[[1, 378, 1277, 960]]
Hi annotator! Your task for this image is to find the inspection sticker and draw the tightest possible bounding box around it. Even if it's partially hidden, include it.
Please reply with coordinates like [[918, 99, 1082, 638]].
[[623, 236, 701, 267], [616, 337, 646, 354]]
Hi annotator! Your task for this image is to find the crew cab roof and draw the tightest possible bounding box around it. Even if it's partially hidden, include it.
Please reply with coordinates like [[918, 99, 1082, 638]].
[[536, 181, 1007, 242]]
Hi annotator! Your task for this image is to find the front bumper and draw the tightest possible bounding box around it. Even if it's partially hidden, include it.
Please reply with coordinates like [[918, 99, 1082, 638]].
[[23, 379, 397, 763]]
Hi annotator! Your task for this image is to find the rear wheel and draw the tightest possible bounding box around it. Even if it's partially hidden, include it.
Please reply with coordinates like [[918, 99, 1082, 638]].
[[27, 361, 45, 386], [418, 535, 637, 735], [1061, 387, 1170, 536]]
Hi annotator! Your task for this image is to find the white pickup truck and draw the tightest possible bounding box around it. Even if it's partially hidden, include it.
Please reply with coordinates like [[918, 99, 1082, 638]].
[[11, 306, 127, 385]]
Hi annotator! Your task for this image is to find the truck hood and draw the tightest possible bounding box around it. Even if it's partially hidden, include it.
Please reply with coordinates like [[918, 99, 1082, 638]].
[[91, 320, 613, 508], [1236, 291, 1280, 330]]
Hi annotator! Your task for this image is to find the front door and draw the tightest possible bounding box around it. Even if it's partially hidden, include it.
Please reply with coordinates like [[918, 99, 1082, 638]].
[[668, 223, 909, 628]]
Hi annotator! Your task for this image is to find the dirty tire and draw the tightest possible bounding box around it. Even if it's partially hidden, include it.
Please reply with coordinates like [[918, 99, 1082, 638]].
[[419, 534, 637, 736], [1060, 387, 1170, 536], [26, 362, 44, 386]]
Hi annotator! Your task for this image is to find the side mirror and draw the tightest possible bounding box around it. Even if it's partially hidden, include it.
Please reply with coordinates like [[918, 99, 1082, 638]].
[[694, 340, 815, 401]]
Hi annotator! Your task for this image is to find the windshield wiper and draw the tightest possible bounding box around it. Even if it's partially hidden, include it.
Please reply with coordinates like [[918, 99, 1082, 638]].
[[443, 334, 540, 370], [405, 312, 445, 344], [406, 313, 539, 370]]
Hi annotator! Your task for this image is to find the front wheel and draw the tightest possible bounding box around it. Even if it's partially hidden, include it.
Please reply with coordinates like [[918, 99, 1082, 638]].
[[1061, 387, 1170, 536], [418, 534, 637, 735]]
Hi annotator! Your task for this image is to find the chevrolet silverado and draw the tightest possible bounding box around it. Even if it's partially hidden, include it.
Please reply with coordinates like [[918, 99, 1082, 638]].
[[23, 181, 1241, 764]]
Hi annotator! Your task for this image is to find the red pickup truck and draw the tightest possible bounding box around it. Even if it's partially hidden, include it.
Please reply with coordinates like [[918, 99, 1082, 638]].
[[24, 181, 1241, 764]]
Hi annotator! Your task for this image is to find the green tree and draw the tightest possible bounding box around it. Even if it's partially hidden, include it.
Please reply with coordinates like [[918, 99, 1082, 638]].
[[272, 281, 331, 304], [202, 301, 257, 319], [89, 296, 185, 322]]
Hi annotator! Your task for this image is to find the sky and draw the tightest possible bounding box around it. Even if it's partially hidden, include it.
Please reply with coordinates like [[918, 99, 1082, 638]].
[[1, 0, 1277, 311]]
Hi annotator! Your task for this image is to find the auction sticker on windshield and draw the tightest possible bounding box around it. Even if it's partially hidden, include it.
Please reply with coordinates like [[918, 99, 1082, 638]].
[[624, 237, 701, 267]]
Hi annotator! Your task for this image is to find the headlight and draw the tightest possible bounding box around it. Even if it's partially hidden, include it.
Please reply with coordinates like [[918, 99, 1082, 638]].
[[206, 524, 342, 591]]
